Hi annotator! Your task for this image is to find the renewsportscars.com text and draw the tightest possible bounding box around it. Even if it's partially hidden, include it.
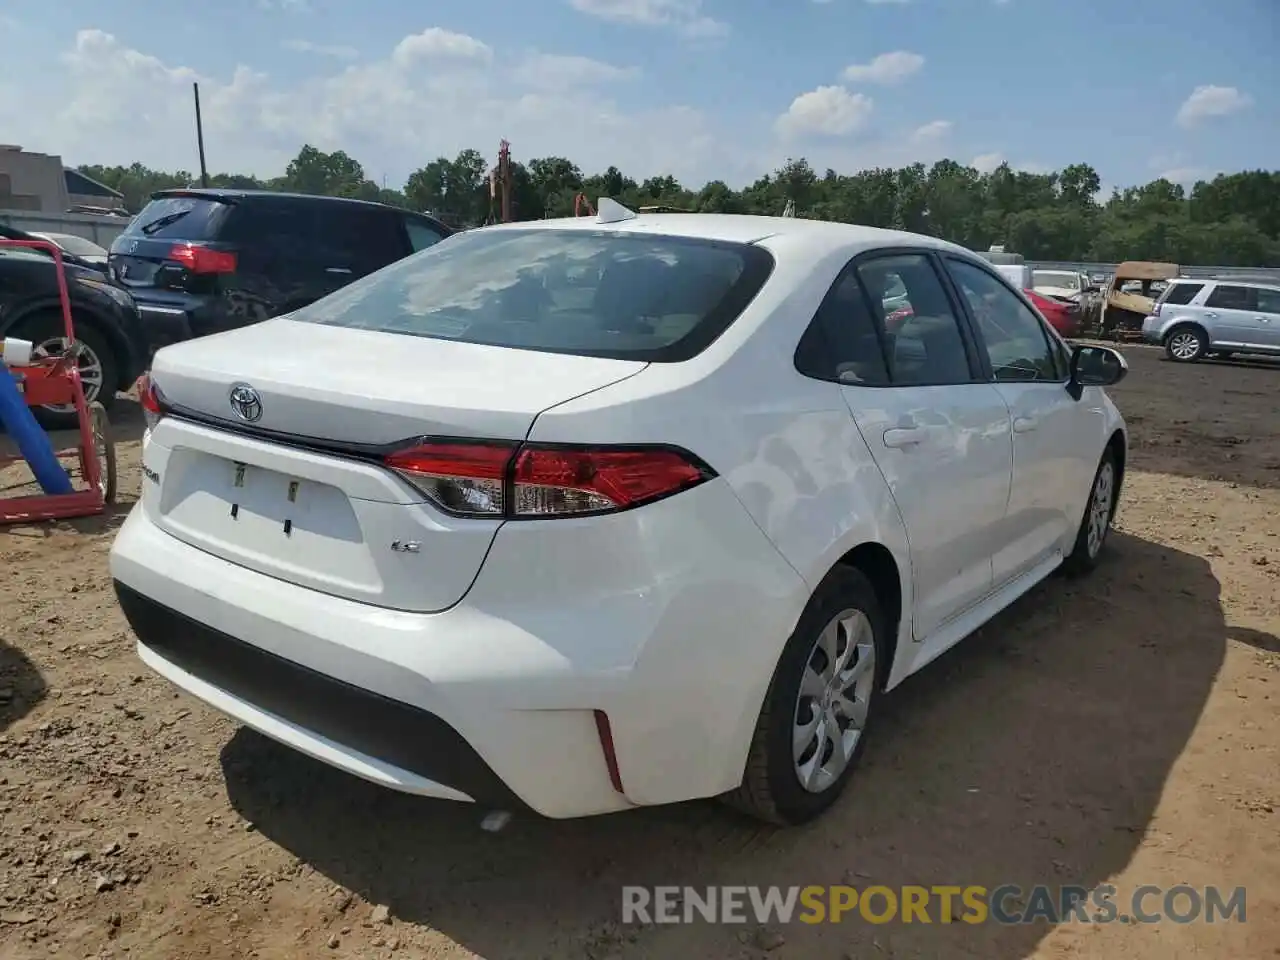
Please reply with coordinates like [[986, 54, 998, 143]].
[[621, 884, 1246, 926]]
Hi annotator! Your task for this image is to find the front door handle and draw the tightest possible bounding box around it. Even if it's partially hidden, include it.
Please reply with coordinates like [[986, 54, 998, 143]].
[[1256, 316, 1271, 323], [1202, 312, 1218, 319], [883, 427, 926, 448], [1013, 416, 1038, 433]]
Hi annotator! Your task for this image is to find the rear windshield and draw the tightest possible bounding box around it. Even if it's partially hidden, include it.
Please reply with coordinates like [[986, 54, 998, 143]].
[[1160, 282, 1203, 306], [292, 227, 775, 362], [1032, 270, 1081, 290], [121, 196, 233, 241]]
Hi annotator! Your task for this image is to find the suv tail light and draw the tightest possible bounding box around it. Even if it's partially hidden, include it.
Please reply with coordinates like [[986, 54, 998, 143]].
[[168, 242, 237, 274], [136, 373, 166, 430], [384, 440, 715, 519]]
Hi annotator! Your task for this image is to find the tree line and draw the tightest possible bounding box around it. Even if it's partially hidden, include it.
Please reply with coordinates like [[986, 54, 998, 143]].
[[79, 145, 1280, 267]]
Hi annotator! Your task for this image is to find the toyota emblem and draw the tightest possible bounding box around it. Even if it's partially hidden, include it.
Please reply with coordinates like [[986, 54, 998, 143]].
[[228, 383, 263, 422]]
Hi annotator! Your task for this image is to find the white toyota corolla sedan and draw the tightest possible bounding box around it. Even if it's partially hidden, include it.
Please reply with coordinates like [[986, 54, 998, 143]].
[[110, 201, 1128, 826]]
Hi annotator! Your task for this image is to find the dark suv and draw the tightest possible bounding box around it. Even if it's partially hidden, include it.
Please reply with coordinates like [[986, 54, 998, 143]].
[[0, 234, 147, 428], [109, 190, 453, 354]]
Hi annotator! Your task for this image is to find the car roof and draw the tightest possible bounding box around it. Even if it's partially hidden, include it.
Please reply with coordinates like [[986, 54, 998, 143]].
[[1205, 274, 1280, 287], [476, 212, 975, 260], [150, 187, 435, 216]]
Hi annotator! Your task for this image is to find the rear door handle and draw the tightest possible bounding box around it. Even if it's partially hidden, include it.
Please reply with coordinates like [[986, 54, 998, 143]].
[[1013, 416, 1038, 434], [883, 427, 927, 448], [1256, 316, 1271, 323], [325, 267, 353, 275], [1202, 312, 1218, 319]]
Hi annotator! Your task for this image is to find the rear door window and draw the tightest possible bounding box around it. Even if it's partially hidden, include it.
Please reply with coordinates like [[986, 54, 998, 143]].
[[313, 203, 407, 275], [221, 200, 317, 253], [1205, 284, 1257, 311], [292, 228, 774, 362], [1160, 282, 1204, 306], [796, 267, 890, 386], [855, 253, 976, 386], [122, 196, 233, 240]]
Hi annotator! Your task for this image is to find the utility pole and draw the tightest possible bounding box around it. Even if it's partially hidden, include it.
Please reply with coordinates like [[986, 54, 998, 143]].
[[192, 82, 209, 187]]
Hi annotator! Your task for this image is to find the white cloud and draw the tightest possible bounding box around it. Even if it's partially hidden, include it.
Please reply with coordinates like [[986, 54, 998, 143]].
[[970, 152, 1005, 173], [1175, 85, 1251, 128], [775, 85, 874, 138], [842, 51, 924, 85], [512, 53, 639, 90], [567, 0, 729, 39], [1158, 166, 1212, 185], [25, 28, 740, 189], [392, 28, 493, 66], [282, 39, 358, 60], [910, 120, 952, 143]]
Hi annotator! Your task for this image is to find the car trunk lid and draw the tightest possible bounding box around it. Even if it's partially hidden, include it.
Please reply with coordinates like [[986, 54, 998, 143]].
[[144, 318, 646, 611]]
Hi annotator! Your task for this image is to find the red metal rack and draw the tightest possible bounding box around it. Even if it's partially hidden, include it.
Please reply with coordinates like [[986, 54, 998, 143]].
[[1, 238, 117, 524]]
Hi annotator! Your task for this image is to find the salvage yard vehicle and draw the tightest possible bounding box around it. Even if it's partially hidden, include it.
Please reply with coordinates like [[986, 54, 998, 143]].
[[1031, 269, 1088, 300], [109, 203, 1129, 826], [1142, 275, 1280, 362], [1099, 261, 1180, 339], [0, 236, 147, 428], [109, 189, 453, 356]]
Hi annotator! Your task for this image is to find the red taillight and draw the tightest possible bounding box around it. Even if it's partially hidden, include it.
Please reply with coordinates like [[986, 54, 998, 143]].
[[383, 440, 713, 518], [513, 446, 709, 516], [168, 242, 237, 274], [135, 373, 165, 429]]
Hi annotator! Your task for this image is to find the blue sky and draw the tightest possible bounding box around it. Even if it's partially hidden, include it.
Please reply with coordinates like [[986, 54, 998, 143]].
[[0, 0, 1274, 193]]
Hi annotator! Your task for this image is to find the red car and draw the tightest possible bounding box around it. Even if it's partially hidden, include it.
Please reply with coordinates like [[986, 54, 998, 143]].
[[1023, 288, 1081, 338], [885, 290, 1080, 338]]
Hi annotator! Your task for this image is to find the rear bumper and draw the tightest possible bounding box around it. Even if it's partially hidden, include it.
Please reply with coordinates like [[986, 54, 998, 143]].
[[108, 481, 807, 818], [135, 303, 195, 356], [116, 582, 524, 809], [1140, 315, 1165, 345]]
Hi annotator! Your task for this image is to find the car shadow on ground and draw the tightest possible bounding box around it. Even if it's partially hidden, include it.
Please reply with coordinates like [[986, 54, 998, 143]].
[[0, 638, 47, 734], [220, 531, 1225, 960]]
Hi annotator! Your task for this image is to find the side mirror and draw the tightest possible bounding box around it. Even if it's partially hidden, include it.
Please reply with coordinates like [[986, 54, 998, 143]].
[[1070, 344, 1127, 389]]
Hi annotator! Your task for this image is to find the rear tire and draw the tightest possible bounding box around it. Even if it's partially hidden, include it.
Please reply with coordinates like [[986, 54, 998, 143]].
[[723, 566, 886, 826], [1063, 449, 1118, 577], [1164, 325, 1206, 363]]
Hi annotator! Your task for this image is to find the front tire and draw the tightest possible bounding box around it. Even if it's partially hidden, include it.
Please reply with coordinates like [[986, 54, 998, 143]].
[[1063, 450, 1118, 576], [10, 312, 119, 430], [724, 567, 886, 825], [1164, 325, 1206, 363]]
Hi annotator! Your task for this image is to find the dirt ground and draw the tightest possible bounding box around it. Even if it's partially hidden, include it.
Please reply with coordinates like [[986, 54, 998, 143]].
[[2, 345, 1278, 960]]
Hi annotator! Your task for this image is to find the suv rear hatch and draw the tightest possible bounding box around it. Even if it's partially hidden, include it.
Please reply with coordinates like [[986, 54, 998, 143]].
[[109, 192, 238, 293], [144, 318, 646, 612]]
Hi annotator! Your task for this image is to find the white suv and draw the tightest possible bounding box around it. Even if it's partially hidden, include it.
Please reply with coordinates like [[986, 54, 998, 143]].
[[110, 205, 1128, 825]]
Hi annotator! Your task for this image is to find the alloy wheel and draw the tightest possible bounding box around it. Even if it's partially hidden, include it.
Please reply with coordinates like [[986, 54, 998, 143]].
[[792, 609, 876, 794], [1087, 461, 1115, 558]]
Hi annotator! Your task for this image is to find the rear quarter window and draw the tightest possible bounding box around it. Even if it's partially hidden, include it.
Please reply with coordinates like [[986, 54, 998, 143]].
[[291, 228, 775, 362], [121, 196, 233, 240]]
